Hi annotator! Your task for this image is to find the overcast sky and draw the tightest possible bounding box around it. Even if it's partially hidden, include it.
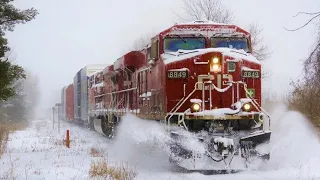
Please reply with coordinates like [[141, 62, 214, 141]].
[[5, 0, 320, 115]]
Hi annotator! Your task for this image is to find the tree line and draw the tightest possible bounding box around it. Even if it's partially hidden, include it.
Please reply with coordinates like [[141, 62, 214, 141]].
[[0, 0, 39, 125], [287, 12, 320, 128]]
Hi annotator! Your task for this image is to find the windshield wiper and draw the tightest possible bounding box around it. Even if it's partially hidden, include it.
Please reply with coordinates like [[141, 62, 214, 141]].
[[196, 37, 205, 43], [194, 33, 205, 43], [174, 34, 187, 43]]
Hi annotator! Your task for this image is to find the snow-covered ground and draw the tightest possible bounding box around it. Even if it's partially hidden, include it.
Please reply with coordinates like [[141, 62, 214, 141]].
[[1, 103, 320, 180]]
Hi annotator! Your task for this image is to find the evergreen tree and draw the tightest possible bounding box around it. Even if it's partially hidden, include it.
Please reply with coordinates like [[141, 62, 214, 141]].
[[0, 0, 38, 101], [0, 79, 27, 123], [0, 71, 40, 124]]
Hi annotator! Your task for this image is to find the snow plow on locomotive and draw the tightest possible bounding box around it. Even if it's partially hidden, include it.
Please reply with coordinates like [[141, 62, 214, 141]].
[[59, 20, 271, 172]]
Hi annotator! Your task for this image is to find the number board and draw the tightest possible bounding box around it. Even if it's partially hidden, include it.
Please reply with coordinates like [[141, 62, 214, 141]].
[[242, 70, 260, 78], [167, 70, 188, 79]]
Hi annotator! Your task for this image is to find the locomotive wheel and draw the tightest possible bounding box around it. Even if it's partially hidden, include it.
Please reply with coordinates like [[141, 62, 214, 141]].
[[101, 115, 115, 138]]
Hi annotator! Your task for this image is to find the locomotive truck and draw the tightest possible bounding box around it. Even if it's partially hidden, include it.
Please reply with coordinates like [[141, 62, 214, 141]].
[[60, 20, 271, 171]]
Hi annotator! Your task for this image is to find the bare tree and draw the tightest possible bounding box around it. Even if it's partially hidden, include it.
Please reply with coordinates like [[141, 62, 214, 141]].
[[286, 11, 320, 128], [176, 0, 271, 62], [22, 70, 40, 119], [131, 34, 152, 51], [177, 0, 234, 23], [126, 32, 156, 54], [284, 11, 320, 80], [249, 22, 271, 61], [284, 12, 320, 31], [285, 11, 320, 63]]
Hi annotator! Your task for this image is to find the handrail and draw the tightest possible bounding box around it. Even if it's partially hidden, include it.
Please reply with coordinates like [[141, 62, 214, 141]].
[[166, 81, 233, 123], [108, 94, 117, 111], [241, 82, 271, 130], [166, 80, 271, 132], [113, 97, 124, 112], [107, 87, 137, 94], [166, 82, 202, 130], [169, 97, 185, 113]]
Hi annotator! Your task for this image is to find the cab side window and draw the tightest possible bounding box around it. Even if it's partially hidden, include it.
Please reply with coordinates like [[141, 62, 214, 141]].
[[151, 39, 159, 60], [147, 46, 151, 62]]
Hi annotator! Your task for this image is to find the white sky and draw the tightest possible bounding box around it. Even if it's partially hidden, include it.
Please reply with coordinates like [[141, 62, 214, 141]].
[[5, 0, 320, 114]]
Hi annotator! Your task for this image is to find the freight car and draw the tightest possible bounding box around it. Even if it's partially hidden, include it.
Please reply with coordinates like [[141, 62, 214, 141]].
[[60, 86, 67, 120], [73, 64, 108, 125], [60, 65, 107, 123], [60, 20, 272, 171]]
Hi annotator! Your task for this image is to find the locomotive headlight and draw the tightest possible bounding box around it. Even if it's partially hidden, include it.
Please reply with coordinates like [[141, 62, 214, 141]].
[[212, 57, 219, 64], [210, 57, 221, 72], [212, 64, 220, 71], [191, 103, 201, 112], [243, 103, 251, 111]]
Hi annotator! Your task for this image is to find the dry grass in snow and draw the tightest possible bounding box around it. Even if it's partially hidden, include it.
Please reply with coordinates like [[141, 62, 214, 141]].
[[0, 122, 26, 158], [89, 147, 137, 180], [89, 156, 137, 180]]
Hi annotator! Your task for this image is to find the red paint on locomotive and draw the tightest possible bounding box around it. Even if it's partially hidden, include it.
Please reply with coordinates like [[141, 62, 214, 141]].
[[55, 21, 268, 137], [65, 84, 74, 121]]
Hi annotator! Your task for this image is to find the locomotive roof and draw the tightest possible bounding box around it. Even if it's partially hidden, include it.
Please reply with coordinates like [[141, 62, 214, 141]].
[[176, 20, 231, 25], [157, 20, 250, 37]]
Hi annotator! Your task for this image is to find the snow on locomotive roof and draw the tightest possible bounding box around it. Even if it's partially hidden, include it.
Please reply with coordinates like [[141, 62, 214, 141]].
[[163, 20, 249, 37], [175, 20, 231, 26], [161, 48, 260, 65]]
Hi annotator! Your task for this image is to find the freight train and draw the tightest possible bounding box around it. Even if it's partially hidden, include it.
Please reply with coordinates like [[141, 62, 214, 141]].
[[59, 20, 272, 171]]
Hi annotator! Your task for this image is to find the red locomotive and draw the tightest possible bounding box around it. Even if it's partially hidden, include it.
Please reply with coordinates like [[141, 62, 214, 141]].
[[61, 20, 271, 171]]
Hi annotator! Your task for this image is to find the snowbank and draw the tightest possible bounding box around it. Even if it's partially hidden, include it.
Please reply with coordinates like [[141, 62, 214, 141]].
[[1, 104, 320, 179]]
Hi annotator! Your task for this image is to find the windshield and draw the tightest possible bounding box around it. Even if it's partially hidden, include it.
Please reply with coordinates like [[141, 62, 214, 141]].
[[211, 37, 250, 52], [164, 37, 206, 52]]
